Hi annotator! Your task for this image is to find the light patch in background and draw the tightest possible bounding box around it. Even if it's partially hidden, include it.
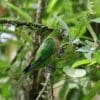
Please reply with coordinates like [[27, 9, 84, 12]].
[[0, 25, 16, 42], [0, 25, 17, 62], [0, 77, 9, 84]]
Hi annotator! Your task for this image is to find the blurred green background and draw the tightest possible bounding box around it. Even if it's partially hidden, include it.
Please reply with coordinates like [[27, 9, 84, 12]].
[[0, 0, 100, 100]]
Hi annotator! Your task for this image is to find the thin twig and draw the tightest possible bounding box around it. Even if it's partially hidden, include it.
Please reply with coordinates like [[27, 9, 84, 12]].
[[36, 73, 50, 100], [49, 74, 54, 100]]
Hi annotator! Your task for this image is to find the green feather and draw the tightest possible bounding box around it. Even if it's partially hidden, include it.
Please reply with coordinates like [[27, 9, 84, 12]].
[[35, 38, 55, 61], [23, 30, 61, 73]]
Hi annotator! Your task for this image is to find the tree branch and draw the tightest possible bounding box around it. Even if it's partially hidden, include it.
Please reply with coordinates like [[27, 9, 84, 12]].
[[0, 19, 53, 32]]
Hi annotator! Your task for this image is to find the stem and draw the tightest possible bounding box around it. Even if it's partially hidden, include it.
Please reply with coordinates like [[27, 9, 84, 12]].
[[36, 0, 45, 23], [35, 73, 50, 100], [50, 74, 54, 100], [28, 0, 47, 100], [87, 24, 98, 43]]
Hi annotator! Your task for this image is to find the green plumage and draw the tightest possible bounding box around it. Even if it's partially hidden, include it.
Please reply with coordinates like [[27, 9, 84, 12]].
[[35, 38, 55, 61], [24, 30, 62, 73]]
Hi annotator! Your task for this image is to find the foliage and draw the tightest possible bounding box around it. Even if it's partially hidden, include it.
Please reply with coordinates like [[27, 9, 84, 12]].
[[0, 0, 100, 100]]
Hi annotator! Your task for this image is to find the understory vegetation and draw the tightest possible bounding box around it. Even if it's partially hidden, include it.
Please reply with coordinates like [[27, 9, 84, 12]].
[[0, 0, 100, 100]]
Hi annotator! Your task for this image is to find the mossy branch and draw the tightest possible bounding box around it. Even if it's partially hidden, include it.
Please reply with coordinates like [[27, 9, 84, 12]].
[[0, 19, 53, 32]]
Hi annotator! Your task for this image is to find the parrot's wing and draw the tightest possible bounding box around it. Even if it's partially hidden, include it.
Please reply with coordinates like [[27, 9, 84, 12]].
[[23, 38, 55, 73], [35, 38, 56, 61]]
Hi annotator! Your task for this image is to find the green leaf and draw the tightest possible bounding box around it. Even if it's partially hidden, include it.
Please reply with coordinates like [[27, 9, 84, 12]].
[[0, 60, 10, 68], [54, 15, 69, 31], [5, 2, 32, 22], [91, 18, 100, 23], [63, 67, 86, 78], [47, 0, 63, 14], [72, 59, 96, 68], [67, 88, 83, 100], [94, 0, 100, 16], [2, 84, 10, 98], [87, 24, 98, 43], [83, 81, 100, 100], [77, 47, 90, 52], [20, 31, 32, 42], [59, 80, 69, 100], [47, 0, 58, 12], [94, 50, 100, 64]]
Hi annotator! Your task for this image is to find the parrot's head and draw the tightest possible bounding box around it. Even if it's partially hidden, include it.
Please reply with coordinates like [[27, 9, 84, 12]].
[[53, 29, 67, 41]]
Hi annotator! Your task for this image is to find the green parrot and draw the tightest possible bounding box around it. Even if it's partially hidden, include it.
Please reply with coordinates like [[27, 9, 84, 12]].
[[23, 30, 64, 73]]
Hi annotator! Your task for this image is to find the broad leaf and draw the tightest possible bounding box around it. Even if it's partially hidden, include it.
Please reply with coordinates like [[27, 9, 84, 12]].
[[91, 18, 100, 23], [63, 67, 86, 78], [0, 60, 10, 68], [94, 50, 100, 64], [66, 88, 83, 100], [72, 59, 96, 68], [83, 81, 100, 100]]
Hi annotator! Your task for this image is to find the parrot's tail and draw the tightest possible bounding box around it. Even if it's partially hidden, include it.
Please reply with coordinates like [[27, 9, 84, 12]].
[[23, 60, 41, 73], [23, 65, 31, 73]]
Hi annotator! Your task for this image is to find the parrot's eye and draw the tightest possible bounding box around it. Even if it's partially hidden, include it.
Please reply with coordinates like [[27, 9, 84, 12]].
[[62, 32, 65, 37], [60, 29, 67, 38]]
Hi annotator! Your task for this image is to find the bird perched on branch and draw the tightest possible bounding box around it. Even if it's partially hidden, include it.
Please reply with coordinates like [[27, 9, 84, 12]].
[[23, 30, 65, 73]]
